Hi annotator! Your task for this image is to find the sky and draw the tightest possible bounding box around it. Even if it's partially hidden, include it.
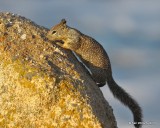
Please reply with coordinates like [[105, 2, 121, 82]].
[[0, 0, 160, 128]]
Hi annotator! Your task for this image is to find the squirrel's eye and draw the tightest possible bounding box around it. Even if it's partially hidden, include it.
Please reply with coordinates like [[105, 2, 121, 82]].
[[52, 31, 56, 34]]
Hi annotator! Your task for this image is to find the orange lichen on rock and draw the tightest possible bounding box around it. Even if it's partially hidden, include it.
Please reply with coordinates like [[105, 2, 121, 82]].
[[0, 52, 102, 128]]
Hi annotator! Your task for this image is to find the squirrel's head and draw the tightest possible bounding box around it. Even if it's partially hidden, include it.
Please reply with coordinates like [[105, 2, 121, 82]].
[[47, 19, 68, 41], [47, 19, 81, 51]]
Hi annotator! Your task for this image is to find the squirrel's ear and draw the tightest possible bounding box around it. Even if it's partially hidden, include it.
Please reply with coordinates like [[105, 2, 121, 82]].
[[61, 19, 67, 25]]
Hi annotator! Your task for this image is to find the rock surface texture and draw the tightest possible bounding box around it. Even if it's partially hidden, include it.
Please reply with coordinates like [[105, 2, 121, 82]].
[[0, 12, 117, 128]]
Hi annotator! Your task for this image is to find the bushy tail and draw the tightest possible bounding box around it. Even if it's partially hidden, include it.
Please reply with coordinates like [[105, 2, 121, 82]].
[[107, 76, 142, 128]]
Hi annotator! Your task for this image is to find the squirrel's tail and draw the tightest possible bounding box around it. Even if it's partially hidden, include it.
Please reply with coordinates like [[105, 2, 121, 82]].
[[107, 76, 142, 128]]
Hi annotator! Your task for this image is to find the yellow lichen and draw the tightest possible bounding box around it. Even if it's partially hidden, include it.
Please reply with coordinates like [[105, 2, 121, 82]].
[[0, 53, 102, 128], [47, 80, 102, 128]]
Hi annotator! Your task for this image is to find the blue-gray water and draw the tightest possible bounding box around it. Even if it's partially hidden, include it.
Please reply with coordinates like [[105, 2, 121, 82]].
[[1, 0, 160, 127]]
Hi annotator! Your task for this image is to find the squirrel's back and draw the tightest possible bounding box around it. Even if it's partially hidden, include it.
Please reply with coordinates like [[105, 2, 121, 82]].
[[75, 33, 111, 85]]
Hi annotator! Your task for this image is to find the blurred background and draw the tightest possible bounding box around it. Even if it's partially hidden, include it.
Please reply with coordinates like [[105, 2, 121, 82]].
[[0, 0, 159, 127]]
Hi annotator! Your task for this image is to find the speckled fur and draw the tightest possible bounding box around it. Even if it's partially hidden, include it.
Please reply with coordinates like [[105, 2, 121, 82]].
[[47, 19, 142, 128]]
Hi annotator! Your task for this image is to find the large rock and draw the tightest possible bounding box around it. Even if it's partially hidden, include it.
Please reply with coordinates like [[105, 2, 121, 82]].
[[0, 12, 117, 128]]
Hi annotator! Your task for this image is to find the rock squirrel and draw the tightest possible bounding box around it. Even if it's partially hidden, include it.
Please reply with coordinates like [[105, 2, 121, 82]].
[[47, 19, 142, 128]]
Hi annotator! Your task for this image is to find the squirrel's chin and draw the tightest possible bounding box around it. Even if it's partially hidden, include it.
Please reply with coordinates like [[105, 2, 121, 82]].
[[52, 40, 64, 46]]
